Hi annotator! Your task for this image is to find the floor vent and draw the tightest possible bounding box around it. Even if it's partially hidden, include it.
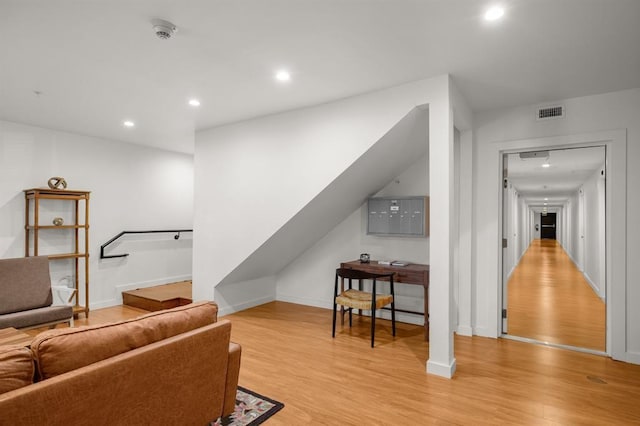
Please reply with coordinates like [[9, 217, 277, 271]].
[[536, 105, 565, 121]]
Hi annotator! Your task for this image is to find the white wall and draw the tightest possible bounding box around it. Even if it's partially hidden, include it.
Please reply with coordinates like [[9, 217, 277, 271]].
[[577, 189, 586, 270], [581, 165, 606, 299], [473, 88, 639, 363], [277, 154, 429, 325], [564, 193, 581, 264], [194, 75, 465, 378], [0, 120, 194, 309], [193, 77, 448, 298], [503, 184, 529, 278], [215, 276, 277, 317], [561, 164, 606, 301], [533, 211, 541, 241], [556, 207, 564, 247]]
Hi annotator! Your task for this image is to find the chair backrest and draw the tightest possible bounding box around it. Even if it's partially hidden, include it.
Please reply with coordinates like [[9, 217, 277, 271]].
[[335, 268, 393, 281], [0, 256, 53, 315]]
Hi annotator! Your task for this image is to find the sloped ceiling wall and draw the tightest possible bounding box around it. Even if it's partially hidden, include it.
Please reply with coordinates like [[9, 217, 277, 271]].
[[219, 107, 428, 285], [193, 76, 449, 303]]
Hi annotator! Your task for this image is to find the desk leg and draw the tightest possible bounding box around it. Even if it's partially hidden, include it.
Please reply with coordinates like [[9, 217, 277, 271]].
[[423, 283, 429, 341], [340, 276, 345, 326], [357, 279, 362, 317]]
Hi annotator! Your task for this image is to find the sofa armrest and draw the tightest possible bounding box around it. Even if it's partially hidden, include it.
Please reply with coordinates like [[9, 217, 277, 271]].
[[223, 341, 242, 417]]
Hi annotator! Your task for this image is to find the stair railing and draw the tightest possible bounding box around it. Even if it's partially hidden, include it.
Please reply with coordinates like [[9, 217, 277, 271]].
[[100, 229, 193, 259]]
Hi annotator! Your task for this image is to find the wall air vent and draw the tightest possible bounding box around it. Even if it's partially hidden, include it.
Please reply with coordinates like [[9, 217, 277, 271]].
[[536, 105, 565, 121]]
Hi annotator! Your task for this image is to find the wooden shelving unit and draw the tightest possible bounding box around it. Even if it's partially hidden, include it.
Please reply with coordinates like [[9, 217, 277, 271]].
[[24, 188, 90, 318]]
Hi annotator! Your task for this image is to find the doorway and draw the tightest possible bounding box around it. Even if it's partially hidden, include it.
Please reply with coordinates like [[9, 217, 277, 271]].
[[501, 146, 606, 353], [540, 212, 556, 239]]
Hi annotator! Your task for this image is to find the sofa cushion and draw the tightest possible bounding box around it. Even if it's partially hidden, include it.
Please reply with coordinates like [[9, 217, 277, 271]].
[[31, 301, 218, 380], [0, 345, 34, 394], [0, 256, 53, 315], [0, 305, 73, 330]]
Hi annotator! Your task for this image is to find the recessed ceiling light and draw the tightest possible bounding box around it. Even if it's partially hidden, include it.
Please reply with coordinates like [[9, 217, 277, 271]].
[[542, 163, 551, 168], [484, 6, 505, 21], [123, 120, 135, 128], [544, 198, 548, 201], [188, 99, 201, 107], [544, 203, 548, 205], [275, 70, 291, 82]]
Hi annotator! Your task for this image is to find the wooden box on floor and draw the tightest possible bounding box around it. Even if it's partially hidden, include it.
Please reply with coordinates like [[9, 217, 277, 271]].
[[122, 281, 192, 312]]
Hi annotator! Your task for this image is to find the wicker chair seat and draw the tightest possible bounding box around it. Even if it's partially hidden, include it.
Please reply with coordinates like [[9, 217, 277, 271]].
[[332, 268, 396, 347], [335, 289, 393, 310]]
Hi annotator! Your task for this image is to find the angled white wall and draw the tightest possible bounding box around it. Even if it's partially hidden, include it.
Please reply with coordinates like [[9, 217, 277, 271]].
[[194, 75, 462, 377], [193, 76, 450, 299], [276, 152, 429, 325], [0, 120, 194, 308], [219, 108, 429, 286], [473, 88, 639, 364]]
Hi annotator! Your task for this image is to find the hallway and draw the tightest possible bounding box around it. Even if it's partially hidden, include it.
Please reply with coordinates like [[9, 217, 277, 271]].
[[507, 239, 606, 351]]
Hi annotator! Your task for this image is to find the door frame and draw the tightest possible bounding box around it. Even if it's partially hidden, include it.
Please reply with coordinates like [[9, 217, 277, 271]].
[[501, 153, 509, 333], [496, 130, 626, 360]]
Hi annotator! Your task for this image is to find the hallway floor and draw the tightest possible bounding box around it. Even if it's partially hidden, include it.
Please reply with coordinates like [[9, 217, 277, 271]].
[[507, 239, 606, 351]]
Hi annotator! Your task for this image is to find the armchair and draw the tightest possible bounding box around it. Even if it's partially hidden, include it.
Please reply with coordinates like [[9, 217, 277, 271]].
[[0, 256, 74, 330]]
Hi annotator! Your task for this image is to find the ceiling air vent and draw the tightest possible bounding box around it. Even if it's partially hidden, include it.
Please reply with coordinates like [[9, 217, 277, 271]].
[[536, 105, 565, 121]]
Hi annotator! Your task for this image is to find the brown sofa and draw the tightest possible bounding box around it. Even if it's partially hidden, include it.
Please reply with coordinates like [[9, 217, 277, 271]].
[[0, 256, 73, 330], [0, 301, 241, 425]]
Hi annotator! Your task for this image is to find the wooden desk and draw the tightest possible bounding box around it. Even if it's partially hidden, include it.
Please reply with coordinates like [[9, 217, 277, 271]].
[[340, 260, 429, 340], [0, 327, 33, 347]]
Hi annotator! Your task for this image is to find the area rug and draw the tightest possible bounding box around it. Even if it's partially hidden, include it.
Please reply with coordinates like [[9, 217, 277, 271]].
[[211, 386, 284, 425]]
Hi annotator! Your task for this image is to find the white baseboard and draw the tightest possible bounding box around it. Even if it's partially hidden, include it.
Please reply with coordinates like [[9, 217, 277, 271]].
[[276, 294, 424, 325], [456, 325, 473, 336], [276, 294, 332, 310], [582, 271, 605, 301], [565, 250, 581, 271], [90, 298, 118, 310], [506, 250, 526, 281], [623, 351, 640, 366], [217, 295, 275, 317], [473, 326, 498, 338], [86, 275, 193, 311], [506, 261, 517, 280], [426, 357, 457, 379], [373, 309, 423, 326]]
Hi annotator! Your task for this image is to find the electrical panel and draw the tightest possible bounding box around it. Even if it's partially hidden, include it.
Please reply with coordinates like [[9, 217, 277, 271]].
[[367, 196, 429, 237]]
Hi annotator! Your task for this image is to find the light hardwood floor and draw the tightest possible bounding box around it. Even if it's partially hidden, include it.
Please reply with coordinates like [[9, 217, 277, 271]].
[[228, 301, 639, 425], [507, 239, 606, 351], [27, 301, 639, 424]]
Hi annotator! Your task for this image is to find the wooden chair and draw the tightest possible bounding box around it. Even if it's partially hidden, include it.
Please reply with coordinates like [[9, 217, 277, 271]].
[[332, 268, 395, 347]]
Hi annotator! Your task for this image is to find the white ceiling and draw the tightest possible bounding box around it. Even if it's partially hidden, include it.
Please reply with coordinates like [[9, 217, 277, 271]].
[[1, 1, 639, 153], [508, 146, 606, 206]]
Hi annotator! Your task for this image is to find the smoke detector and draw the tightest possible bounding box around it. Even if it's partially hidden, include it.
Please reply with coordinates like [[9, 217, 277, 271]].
[[151, 19, 177, 40]]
